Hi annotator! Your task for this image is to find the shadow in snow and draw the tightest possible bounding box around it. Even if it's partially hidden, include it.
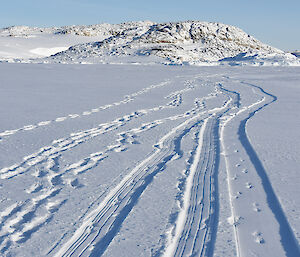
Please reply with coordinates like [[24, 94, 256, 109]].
[[90, 121, 202, 256], [238, 82, 300, 257], [219, 52, 259, 62], [89, 154, 176, 257], [206, 118, 221, 257]]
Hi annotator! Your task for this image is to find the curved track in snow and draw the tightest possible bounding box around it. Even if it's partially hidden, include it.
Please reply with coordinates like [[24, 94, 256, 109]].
[[0, 67, 298, 257], [52, 103, 232, 257], [220, 78, 300, 257]]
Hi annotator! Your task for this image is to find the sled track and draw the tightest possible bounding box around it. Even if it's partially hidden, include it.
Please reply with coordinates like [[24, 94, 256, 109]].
[[53, 84, 235, 257], [163, 117, 221, 257], [2, 70, 298, 257], [237, 82, 300, 256], [0, 75, 225, 255], [161, 83, 239, 257], [220, 79, 300, 257], [52, 111, 216, 257]]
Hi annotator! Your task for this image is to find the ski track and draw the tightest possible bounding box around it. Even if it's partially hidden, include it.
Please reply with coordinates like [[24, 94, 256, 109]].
[[0, 77, 213, 180], [161, 83, 238, 257], [1, 73, 298, 257], [0, 76, 222, 255], [49, 85, 233, 257], [51, 112, 228, 257]]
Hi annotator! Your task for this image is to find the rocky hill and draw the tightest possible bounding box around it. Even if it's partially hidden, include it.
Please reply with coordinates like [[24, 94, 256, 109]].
[[47, 21, 298, 65], [291, 51, 300, 58], [1, 21, 298, 65]]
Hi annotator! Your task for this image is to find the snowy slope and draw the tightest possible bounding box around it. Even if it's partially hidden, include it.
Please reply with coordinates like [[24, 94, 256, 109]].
[[0, 63, 299, 257], [1, 21, 299, 65], [0, 22, 152, 62], [45, 21, 299, 66]]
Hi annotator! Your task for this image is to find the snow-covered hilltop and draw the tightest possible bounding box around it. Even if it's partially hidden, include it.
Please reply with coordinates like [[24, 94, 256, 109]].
[[0, 21, 299, 65]]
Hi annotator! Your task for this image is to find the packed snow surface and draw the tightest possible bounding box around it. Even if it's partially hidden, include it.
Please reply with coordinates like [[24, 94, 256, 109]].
[[0, 21, 299, 66], [0, 63, 299, 257]]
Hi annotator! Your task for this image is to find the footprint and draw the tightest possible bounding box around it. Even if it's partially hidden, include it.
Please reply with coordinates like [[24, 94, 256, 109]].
[[231, 174, 238, 180], [46, 199, 67, 213], [252, 231, 265, 244], [48, 174, 63, 186], [114, 146, 127, 152], [37, 121, 51, 126], [32, 168, 47, 178], [69, 114, 80, 119], [233, 191, 242, 199], [67, 178, 83, 189], [0, 129, 18, 136], [246, 182, 253, 189], [26, 183, 43, 194], [0, 202, 23, 222], [227, 215, 242, 226], [10, 213, 53, 243], [46, 156, 60, 172], [23, 125, 37, 131], [253, 202, 261, 212], [200, 218, 208, 230], [55, 117, 67, 122]]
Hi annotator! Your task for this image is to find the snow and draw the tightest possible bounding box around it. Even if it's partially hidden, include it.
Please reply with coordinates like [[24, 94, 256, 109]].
[[0, 62, 299, 256], [42, 21, 299, 66], [1, 21, 299, 66], [0, 19, 299, 257], [0, 24, 116, 61], [29, 47, 69, 57]]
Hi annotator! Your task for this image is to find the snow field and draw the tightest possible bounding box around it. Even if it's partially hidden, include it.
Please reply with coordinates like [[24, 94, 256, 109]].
[[0, 64, 299, 256]]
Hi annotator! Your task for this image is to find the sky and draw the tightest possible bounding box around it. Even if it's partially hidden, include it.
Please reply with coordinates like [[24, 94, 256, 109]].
[[0, 0, 299, 51]]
